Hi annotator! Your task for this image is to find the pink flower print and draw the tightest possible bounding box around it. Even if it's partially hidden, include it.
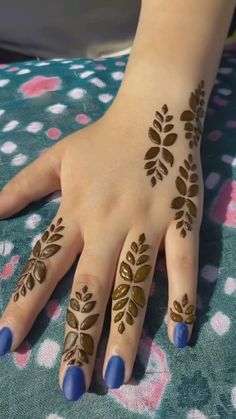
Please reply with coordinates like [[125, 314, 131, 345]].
[[0, 255, 20, 280], [211, 180, 236, 227], [13, 340, 31, 369], [18, 76, 62, 98]]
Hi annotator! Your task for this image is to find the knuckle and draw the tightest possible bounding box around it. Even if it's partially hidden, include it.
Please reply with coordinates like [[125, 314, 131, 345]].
[[75, 273, 103, 297]]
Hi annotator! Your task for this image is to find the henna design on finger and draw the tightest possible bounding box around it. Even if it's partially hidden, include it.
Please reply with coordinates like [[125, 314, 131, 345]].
[[62, 286, 99, 367], [112, 233, 151, 334], [13, 217, 64, 302], [170, 294, 196, 324], [144, 104, 178, 187], [180, 80, 205, 148], [171, 154, 199, 238]]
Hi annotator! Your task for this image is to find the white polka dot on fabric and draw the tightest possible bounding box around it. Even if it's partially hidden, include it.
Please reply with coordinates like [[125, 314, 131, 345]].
[[98, 93, 113, 103], [89, 77, 106, 88], [0, 109, 5, 117], [68, 88, 86, 99], [61, 60, 72, 64], [0, 141, 17, 154], [46, 103, 67, 114], [26, 121, 43, 133], [0, 241, 14, 256], [25, 214, 41, 229], [187, 409, 208, 419], [111, 71, 124, 80], [31, 234, 42, 248], [201, 265, 218, 282], [0, 79, 10, 87], [218, 67, 233, 74], [2, 120, 19, 132], [231, 387, 236, 409], [47, 414, 64, 419], [17, 69, 31, 75], [80, 70, 95, 79], [69, 64, 84, 70], [35, 62, 49, 67], [11, 153, 27, 166], [205, 172, 220, 189], [224, 277, 236, 295], [51, 58, 64, 61], [36, 339, 60, 368], [217, 88, 232, 96], [210, 312, 230, 336], [222, 154, 236, 166], [49, 191, 62, 204]]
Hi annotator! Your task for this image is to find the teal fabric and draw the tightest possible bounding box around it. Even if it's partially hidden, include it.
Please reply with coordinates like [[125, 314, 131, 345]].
[[0, 45, 236, 418]]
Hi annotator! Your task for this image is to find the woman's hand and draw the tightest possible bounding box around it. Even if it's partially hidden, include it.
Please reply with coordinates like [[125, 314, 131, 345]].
[[0, 86, 204, 401]]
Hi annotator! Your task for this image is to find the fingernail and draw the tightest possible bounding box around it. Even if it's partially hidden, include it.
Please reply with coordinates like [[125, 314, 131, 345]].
[[0, 327, 13, 356], [104, 355, 125, 389], [173, 322, 188, 348], [62, 366, 86, 401]]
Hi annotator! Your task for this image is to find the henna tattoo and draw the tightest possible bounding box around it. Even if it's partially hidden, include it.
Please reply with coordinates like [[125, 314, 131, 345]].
[[170, 294, 196, 324], [171, 154, 199, 238], [62, 286, 99, 367], [13, 217, 64, 302], [180, 80, 205, 148], [144, 104, 178, 187], [112, 234, 151, 334]]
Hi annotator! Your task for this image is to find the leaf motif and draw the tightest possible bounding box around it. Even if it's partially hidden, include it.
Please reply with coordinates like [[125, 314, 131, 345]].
[[134, 265, 151, 282], [186, 132, 192, 139], [64, 350, 75, 362], [126, 251, 135, 265], [34, 260, 47, 283], [112, 284, 130, 300], [139, 244, 149, 254], [158, 160, 168, 175], [186, 212, 193, 224], [80, 333, 94, 355], [144, 160, 156, 170], [147, 168, 156, 176], [26, 274, 35, 290], [120, 261, 133, 281], [188, 184, 199, 197], [176, 177, 187, 196], [170, 309, 183, 322], [182, 294, 188, 307], [81, 301, 96, 313], [21, 285, 26, 296], [171, 197, 185, 209], [163, 124, 174, 133], [132, 286, 146, 307], [76, 292, 82, 300], [126, 312, 134, 325], [174, 210, 184, 220], [186, 199, 197, 217], [42, 231, 49, 242], [83, 293, 92, 302], [78, 349, 88, 364], [190, 92, 197, 112], [55, 226, 64, 232], [162, 104, 168, 114], [56, 217, 63, 226], [197, 107, 204, 118], [80, 314, 99, 330], [14, 293, 19, 302], [173, 301, 183, 313], [162, 148, 174, 166], [66, 309, 78, 329], [184, 122, 194, 131], [33, 240, 41, 257], [184, 159, 190, 170], [145, 147, 160, 160], [191, 164, 197, 171], [113, 298, 129, 311], [50, 224, 55, 232], [163, 133, 177, 146], [118, 321, 125, 334], [40, 244, 61, 259], [47, 233, 63, 243], [148, 127, 161, 145], [82, 285, 88, 293], [155, 110, 164, 123], [63, 331, 78, 353], [166, 115, 173, 122], [188, 154, 193, 163], [21, 258, 36, 275], [129, 300, 138, 317], [185, 314, 196, 324], [70, 298, 80, 311], [180, 110, 194, 121], [139, 233, 145, 245], [189, 173, 198, 183], [114, 312, 124, 322], [151, 176, 157, 187], [156, 170, 163, 180], [68, 359, 76, 366], [136, 254, 149, 265], [185, 305, 194, 315], [176, 220, 184, 229], [181, 228, 187, 238], [131, 242, 138, 253], [153, 119, 162, 132]]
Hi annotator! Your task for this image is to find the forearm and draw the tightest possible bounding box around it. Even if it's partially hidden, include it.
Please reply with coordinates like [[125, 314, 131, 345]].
[[108, 0, 236, 115]]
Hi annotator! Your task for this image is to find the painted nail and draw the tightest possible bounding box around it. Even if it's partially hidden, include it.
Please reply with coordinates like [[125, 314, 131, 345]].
[[62, 366, 86, 401], [104, 355, 125, 389], [173, 322, 188, 348], [0, 327, 13, 356]]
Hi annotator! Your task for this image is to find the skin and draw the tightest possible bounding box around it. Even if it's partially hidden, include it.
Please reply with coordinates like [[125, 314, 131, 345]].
[[0, 0, 235, 399]]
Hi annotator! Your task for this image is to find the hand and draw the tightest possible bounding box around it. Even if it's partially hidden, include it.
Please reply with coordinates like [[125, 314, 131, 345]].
[[0, 88, 204, 401]]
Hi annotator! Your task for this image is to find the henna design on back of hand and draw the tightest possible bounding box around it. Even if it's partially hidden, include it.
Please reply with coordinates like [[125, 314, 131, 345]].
[[13, 217, 64, 301], [144, 104, 178, 187]]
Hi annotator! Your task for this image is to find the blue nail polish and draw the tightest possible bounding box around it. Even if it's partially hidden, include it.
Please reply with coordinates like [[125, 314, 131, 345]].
[[105, 355, 125, 389], [62, 366, 86, 401], [173, 322, 188, 348], [0, 327, 13, 356]]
